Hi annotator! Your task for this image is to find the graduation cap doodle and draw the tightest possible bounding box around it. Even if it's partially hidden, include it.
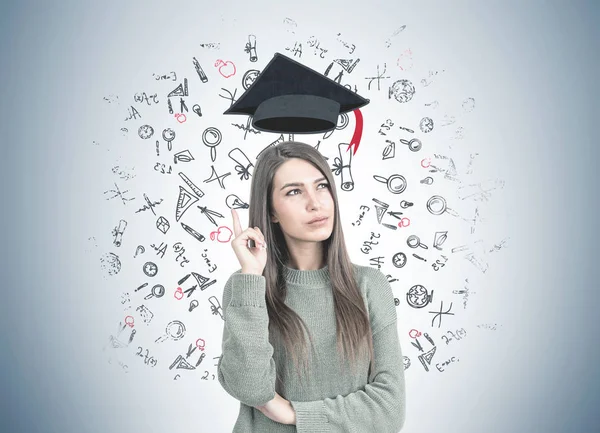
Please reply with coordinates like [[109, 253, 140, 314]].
[[223, 52, 370, 155]]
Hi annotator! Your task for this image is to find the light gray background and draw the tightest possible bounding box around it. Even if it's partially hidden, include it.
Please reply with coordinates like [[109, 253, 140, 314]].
[[1, 1, 598, 432]]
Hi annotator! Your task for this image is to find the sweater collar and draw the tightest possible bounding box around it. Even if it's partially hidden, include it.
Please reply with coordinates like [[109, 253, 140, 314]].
[[282, 264, 330, 287]]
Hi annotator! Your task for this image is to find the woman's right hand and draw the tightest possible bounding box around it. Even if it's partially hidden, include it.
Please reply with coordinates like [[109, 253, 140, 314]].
[[230, 208, 267, 275]]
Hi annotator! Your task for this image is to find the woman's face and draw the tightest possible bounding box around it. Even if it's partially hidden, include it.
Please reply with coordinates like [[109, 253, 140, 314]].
[[270, 158, 334, 244]]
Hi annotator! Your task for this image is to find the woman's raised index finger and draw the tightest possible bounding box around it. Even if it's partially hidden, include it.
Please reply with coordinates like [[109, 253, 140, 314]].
[[231, 208, 243, 237]]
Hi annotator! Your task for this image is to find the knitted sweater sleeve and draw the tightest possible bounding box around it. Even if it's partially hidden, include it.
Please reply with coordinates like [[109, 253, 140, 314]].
[[217, 271, 277, 408], [289, 268, 406, 432]]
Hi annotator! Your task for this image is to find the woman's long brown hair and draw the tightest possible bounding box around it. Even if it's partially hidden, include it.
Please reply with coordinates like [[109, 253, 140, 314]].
[[247, 140, 376, 391]]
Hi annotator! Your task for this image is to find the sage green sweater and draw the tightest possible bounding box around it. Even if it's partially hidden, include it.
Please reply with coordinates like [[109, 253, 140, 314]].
[[217, 263, 406, 432]]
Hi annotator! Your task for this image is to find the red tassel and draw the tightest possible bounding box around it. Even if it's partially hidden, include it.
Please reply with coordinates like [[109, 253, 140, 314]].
[[346, 108, 364, 156]]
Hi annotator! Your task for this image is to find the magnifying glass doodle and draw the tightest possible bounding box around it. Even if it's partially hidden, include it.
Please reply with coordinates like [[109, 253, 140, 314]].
[[155, 320, 186, 343], [373, 173, 407, 194], [144, 284, 165, 300], [407, 235, 428, 249], [426, 195, 460, 217]]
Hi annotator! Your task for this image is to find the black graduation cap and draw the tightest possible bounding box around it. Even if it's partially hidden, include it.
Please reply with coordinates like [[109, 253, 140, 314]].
[[223, 52, 369, 155]]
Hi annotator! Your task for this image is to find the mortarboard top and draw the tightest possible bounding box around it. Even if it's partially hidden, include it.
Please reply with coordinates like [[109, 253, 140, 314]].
[[223, 52, 369, 155]]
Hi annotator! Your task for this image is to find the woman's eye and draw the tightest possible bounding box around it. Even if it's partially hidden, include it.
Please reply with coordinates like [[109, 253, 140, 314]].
[[286, 183, 329, 196]]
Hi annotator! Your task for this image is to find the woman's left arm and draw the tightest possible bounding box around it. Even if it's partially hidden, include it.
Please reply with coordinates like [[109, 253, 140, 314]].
[[289, 321, 405, 432]]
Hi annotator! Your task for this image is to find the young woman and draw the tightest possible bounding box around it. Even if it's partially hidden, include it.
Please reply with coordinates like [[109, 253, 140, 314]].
[[218, 141, 406, 432]]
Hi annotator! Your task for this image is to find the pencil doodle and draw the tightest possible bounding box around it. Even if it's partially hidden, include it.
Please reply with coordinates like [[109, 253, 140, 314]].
[[181, 222, 205, 242], [192, 57, 208, 83]]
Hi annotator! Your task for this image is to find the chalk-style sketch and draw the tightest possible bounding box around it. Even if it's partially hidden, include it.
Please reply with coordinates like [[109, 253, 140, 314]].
[[245, 35, 258, 62], [364, 63, 390, 91], [135, 193, 163, 215], [138, 124, 154, 139], [162, 128, 176, 151], [173, 149, 194, 164], [175, 185, 199, 221], [181, 222, 205, 242], [100, 252, 121, 276], [389, 79, 415, 103], [419, 117, 434, 133], [196, 205, 224, 227], [384, 25, 406, 48], [202, 127, 223, 162], [433, 231, 448, 249], [214, 59, 236, 78], [168, 78, 189, 97], [407, 235, 428, 249], [373, 172, 407, 194], [107, 320, 136, 349], [156, 216, 170, 234], [142, 261, 158, 277], [426, 195, 459, 217], [192, 57, 208, 83], [406, 284, 434, 309], [104, 182, 134, 204], [392, 252, 407, 268], [228, 148, 254, 181], [155, 320, 186, 343], [428, 301, 454, 328], [225, 194, 248, 210], [400, 137, 422, 152], [202, 165, 231, 189], [332, 142, 355, 191], [208, 295, 223, 320], [112, 219, 127, 247], [143, 284, 165, 300]]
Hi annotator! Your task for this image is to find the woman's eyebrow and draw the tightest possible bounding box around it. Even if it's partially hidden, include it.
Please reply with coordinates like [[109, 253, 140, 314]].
[[280, 176, 327, 191]]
